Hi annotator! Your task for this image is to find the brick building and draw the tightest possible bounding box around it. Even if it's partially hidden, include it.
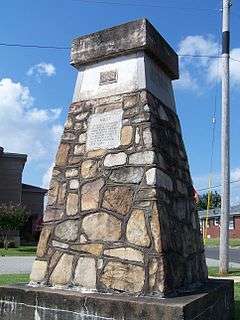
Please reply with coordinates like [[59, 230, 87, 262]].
[[198, 205, 240, 238], [0, 147, 47, 245]]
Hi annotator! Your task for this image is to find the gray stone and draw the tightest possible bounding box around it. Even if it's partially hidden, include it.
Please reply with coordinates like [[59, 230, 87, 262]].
[[54, 220, 79, 242], [69, 179, 79, 189], [71, 19, 179, 80], [65, 168, 78, 178], [104, 152, 127, 167], [52, 240, 69, 249], [78, 132, 87, 143], [110, 167, 144, 184], [129, 151, 155, 165], [143, 127, 153, 147], [146, 168, 173, 191]]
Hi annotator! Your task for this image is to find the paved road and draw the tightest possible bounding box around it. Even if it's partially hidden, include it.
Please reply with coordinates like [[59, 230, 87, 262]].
[[0, 248, 239, 274], [205, 247, 240, 264], [0, 256, 35, 274]]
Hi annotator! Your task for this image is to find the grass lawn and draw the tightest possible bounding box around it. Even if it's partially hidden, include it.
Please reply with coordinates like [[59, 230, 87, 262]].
[[208, 267, 240, 277], [204, 238, 240, 248], [0, 246, 36, 256], [0, 274, 29, 285]]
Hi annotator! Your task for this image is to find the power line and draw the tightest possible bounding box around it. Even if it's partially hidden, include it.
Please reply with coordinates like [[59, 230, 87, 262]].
[[72, 0, 219, 12], [0, 42, 240, 63], [0, 42, 69, 50], [197, 179, 240, 192]]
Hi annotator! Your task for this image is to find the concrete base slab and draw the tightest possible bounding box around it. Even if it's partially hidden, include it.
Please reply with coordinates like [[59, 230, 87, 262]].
[[0, 280, 234, 320]]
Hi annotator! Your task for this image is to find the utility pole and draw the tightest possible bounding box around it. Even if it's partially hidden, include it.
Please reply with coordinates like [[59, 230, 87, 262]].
[[219, 0, 231, 275]]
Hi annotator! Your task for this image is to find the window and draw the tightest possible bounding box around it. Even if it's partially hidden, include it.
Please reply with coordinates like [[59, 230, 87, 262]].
[[229, 218, 235, 230], [214, 218, 220, 227]]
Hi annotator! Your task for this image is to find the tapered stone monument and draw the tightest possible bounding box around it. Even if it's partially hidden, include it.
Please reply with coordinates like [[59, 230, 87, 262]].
[[0, 19, 234, 320]]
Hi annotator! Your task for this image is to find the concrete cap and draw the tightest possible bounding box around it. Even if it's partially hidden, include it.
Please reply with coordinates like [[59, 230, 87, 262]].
[[71, 19, 179, 80]]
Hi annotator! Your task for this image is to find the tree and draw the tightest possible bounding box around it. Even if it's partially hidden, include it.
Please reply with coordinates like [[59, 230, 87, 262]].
[[197, 191, 221, 211], [0, 203, 28, 250]]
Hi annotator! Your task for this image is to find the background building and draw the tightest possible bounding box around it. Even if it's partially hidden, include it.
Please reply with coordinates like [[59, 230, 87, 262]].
[[199, 205, 240, 238], [0, 147, 47, 245]]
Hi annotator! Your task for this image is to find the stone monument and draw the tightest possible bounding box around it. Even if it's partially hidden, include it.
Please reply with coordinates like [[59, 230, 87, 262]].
[[0, 19, 234, 320]]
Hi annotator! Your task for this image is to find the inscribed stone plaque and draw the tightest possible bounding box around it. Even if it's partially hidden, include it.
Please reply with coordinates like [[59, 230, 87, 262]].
[[86, 109, 123, 151], [99, 70, 118, 85]]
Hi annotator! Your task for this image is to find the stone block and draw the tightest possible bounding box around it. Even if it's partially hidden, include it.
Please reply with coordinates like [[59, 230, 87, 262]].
[[50, 254, 74, 286], [126, 209, 150, 247], [66, 193, 79, 216], [73, 257, 96, 289], [104, 247, 144, 262], [82, 212, 121, 241], [30, 260, 47, 283], [54, 220, 79, 242], [100, 262, 145, 293], [102, 186, 134, 215], [81, 178, 104, 210]]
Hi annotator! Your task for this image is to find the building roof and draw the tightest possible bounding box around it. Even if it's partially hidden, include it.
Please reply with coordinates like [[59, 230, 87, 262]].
[[22, 184, 48, 194], [198, 206, 240, 219], [0, 147, 27, 161]]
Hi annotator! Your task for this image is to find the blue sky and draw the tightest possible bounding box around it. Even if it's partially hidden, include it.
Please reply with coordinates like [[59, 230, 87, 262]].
[[0, 0, 240, 203]]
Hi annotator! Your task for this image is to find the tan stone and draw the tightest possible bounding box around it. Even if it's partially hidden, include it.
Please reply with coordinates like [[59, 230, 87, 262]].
[[150, 204, 162, 253], [81, 160, 98, 179], [81, 179, 104, 211], [121, 126, 133, 145], [126, 209, 150, 247], [102, 186, 134, 215], [123, 94, 139, 109], [47, 180, 59, 205], [43, 208, 63, 222], [87, 149, 107, 158], [55, 144, 70, 166], [49, 251, 62, 270], [65, 117, 73, 129], [50, 254, 74, 286], [66, 193, 79, 216], [57, 183, 66, 205], [149, 258, 158, 290], [82, 212, 121, 241], [104, 247, 143, 262], [36, 227, 52, 257], [73, 257, 96, 289], [79, 132, 87, 143], [30, 260, 47, 283], [101, 262, 144, 293], [71, 243, 103, 256]]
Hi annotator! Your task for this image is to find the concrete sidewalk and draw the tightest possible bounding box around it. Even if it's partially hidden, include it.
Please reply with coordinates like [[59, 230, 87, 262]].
[[206, 257, 240, 268], [0, 256, 35, 274]]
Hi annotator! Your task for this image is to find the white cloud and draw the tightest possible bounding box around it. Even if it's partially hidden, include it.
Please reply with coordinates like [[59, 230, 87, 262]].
[[174, 69, 199, 91], [0, 78, 62, 163], [176, 35, 240, 90], [27, 62, 56, 80], [42, 162, 55, 188]]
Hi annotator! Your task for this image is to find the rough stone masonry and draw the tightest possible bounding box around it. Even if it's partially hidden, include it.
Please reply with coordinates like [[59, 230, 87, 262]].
[[30, 19, 208, 297]]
